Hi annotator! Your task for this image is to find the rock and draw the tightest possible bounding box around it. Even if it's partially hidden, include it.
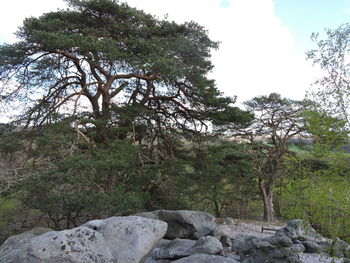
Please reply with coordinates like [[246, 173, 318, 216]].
[[4, 226, 115, 263], [0, 227, 53, 263], [302, 241, 323, 253], [84, 216, 167, 263], [299, 253, 345, 263], [232, 235, 302, 263], [137, 210, 216, 240], [172, 253, 240, 263], [222, 217, 236, 225], [152, 238, 195, 259], [212, 226, 223, 240], [270, 233, 294, 247], [188, 236, 223, 255], [291, 244, 305, 253], [155, 239, 173, 250], [151, 236, 223, 260], [276, 219, 325, 243], [144, 259, 170, 263], [134, 210, 161, 220], [1, 215, 167, 263], [327, 238, 350, 258], [220, 236, 232, 248]]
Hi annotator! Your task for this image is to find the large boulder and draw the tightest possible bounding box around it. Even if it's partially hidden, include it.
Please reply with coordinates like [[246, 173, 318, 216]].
[[188, 236, 223, 255], [276, 219, 325, 243], [84, 216, 167, 263], [149, 236, 223, 261], [0, 227, 52, 263], [1, 226, 115, 263], [151, 238, 195, 260], [136, 210, 215, 239], [232, 234, 302, 263], [171, 253, 240, 263], [0, 216, 167, 263]]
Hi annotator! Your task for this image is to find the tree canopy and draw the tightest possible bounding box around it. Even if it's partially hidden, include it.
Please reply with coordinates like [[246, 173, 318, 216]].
[[0, 0, 249, 145], [235, 93, 305, 221], [307, 23, 350, 128]]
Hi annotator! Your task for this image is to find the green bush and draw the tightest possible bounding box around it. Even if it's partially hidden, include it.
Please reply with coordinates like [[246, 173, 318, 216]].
[[0, 197, 41, 245], [280, 175, 350, 241]]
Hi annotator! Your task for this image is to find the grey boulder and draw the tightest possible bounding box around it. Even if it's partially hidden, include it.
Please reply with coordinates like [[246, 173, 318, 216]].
[[302, 241, 323, 253], [136, 210, 215, 240], [232, 235, 301, 263], [151, 238, 195, 259], [0, 227, 53, 263], [291, 244, 305, 254], [0, 216, 167, 263], [2, 226, 115, 263], [84, 216, 167, 263], [188, 236, 223, 255], [276, 219, 324, 243], [151, 236, 223, 260], [172, 253, 240, 263]]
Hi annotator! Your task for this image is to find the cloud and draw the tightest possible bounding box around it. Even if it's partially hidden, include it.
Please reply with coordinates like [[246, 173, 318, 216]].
[[124, 0, 316, 103], [0, 0, 67, 43], [0, 0, 317, 106], [220, 0, 233, 8]]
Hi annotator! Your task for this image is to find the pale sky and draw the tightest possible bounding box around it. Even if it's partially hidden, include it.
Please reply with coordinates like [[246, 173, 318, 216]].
[[1, 0, 350, 105]]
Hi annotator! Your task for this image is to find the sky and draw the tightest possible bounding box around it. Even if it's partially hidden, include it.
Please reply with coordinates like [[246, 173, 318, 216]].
[[1, 0, 350, 105]]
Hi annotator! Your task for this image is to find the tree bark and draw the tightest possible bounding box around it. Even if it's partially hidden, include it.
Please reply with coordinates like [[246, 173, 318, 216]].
[[259, 178, 275, 221]]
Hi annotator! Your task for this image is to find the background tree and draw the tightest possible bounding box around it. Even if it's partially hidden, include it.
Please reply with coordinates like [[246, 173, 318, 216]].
[[0, 0, 251, 208], [232, 93, 305, 221], [186, 139, 254, 217], [0, 0, 245, 149], [0, 0, 252, 235], [307, 23, 350, 128]]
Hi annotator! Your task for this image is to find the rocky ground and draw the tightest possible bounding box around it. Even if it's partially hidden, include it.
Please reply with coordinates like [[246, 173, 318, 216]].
[[300, 253, 344, 263], [1, 210, 349, 263], [216, 219, 346, 263], [215, 218, 286, 239]]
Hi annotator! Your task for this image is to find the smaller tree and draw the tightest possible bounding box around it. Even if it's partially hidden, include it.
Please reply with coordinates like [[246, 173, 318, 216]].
[[185, 140, 253, 217], [232, 93, 304, 221], [5, 120, 150, 229]]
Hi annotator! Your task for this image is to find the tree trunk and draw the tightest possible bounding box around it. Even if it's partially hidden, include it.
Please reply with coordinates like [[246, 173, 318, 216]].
[[259, 178, 275, 221]]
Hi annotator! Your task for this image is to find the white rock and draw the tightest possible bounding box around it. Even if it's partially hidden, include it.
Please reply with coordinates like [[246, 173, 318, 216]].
[[84, 216, 167, 263]]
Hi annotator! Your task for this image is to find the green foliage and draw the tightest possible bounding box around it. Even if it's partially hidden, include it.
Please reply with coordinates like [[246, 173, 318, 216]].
[[0, 0, 249, 143], [0, 197, 22, 243], [238, 93, 305, 221], [281, 153, 350, 242], [181, 140, 254, 217], [0, 196, 40, 245], [4, 120, 151, 229], [302, 110, 348, 156], [307, 23, 350, 127]]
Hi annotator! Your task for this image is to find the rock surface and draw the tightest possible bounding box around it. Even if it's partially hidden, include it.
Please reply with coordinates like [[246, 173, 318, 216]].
[[2, 211, 350, 263], [188, 236, 223, 255], [84, 216, 167, 263], [171, 253, 240, 263], [136, 210, 215, 239], [232, 234, 301, 263], [151, 238, 195, 259], [0, 227, 53, 263], [4, 226, 115, 263], [0, 216, 167, 263]]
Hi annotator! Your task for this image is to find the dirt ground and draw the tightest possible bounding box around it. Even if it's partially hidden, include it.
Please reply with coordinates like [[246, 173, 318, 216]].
[[215, 218, 286, 239]]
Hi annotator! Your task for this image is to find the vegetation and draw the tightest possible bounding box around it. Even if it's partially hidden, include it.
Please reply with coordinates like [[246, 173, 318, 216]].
[[1, 0, 350, 248], [307, 23, 350, 128], [231, 93, 305, 221], [280, 153, 350, 242]]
